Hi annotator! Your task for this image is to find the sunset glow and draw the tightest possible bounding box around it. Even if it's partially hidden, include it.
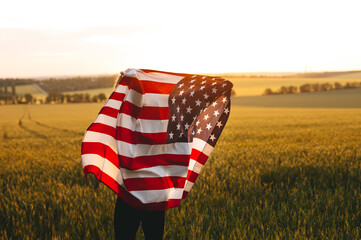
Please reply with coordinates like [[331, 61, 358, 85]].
[[1, 0, 360, 77]]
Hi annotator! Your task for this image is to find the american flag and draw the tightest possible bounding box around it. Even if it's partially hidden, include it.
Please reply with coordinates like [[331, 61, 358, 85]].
[[81, 69, 232, 211]]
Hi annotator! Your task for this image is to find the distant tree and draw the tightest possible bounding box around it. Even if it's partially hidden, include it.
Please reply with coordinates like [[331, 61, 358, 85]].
[[320, 83, 333, 91], [334, 82, 342, 90], [92, 95, 99, 102], [263, 88, 274, 95], [72, 93, 83, 103], [286, 86, 298, 94], [299, 84, 311, 93], [65, 94, 72, 103], [98, 93, 107, 102], [24, 93, 33, 103], [84, 93, 91, 102]]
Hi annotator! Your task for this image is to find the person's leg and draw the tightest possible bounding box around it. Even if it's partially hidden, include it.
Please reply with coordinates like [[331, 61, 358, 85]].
[[114, 197, 141, 240], [141, 210, 165, 240]]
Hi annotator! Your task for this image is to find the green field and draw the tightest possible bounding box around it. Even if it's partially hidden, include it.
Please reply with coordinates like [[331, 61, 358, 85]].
[[1, 100, 361, 239]]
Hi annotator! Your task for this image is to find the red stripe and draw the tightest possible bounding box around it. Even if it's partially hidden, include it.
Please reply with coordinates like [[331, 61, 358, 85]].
[[120, 76, 176, 94], [84, 166, 182, 211], [139, 80, 175, 94], [187, 170, 199, 183], [121, 101, 169, 120], [82, 142, 119, 168], [140, 68, 189, 77], [190, 149, 209, 165], [87, 123, 116, 138], [99, 106, 119, 118], [110, 92, 125, 101], [118, 154, 190, 170], [182, 191, 189, 199], [116, 126, 167, 144], [124, 177, 186, 191]]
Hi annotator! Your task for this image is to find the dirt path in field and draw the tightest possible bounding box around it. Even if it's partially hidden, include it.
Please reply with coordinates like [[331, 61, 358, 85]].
[[18, 107, 83, 137]]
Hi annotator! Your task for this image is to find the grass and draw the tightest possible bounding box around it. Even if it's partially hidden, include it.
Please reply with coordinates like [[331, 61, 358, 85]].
[[233, 88, 361, 108], [1, 102, 361, 239]]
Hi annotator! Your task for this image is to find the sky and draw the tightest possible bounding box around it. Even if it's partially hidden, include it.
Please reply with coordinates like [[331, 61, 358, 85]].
[[0, 0, 360, 78]]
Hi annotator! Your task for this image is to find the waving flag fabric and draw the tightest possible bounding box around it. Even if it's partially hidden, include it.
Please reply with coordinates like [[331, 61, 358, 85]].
[[81, 69, 232, 211]]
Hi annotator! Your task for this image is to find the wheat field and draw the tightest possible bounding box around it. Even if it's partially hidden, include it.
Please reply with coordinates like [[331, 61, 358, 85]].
[[1, 103, 361, 239]]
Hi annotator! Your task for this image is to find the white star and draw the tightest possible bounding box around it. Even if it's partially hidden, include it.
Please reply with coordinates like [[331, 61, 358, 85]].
[[178, 83, 184, 88], [201, 76, 206, 79], [179, 90, 184, 96], [171, 114, 176, 121], [196, 120, 200, 126], [224, 108, 230, 114], [192, 130, 195, 135], [201, 80, 206, 84], [204, 114, 209, 120], [213, 110, 220, 117], [206, 102, 210, 107], [206, 123, 212, 130], [190, 91, 195, 97], [186, 106, 192, 113], [222, 97, 227, 103], [169, 132, 174, 139], [191, 75, 196, 78], [179, 131, 184, 137], [216, 121, 223, 128], [193, 116, 197, 121], [211, 82, 217, 86], [212, 88, 217, 94], [197, 128, 202, 134], [182, 98, 187, 104], [210, 134, 216, 141], [190, 79, 196, 83], [177, 106, 180, 112], [204, 93, 209, 99], [200, 86, 205, 91], [222, 83, 227, 88], [177, 124, 181, 130], [171, 97, 176, 104], [189, 85, 195, 89], [180, 115, 184, 121], [184, 122, 190, 129], [195, 99, 201, 106], [212, 102, 217, 107]]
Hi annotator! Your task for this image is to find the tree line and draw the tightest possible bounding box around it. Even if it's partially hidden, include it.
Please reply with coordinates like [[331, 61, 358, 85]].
[[0, 92, 108, 105], [0, 75, 116, 92], [263, 81, 361, 95]]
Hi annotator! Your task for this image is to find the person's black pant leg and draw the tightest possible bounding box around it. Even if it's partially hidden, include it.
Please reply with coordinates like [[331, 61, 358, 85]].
[[114, 197, 141, 240], [141, 210, 165, 240]]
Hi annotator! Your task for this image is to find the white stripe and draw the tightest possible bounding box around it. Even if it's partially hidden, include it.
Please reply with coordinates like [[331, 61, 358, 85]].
[[117, 113, 169, 133], [184, 181, 194, 192], [124, 89, 143, 107], [83, 131, 117, 153], [192, 138, 207, 152], [124, 89, 169, 108], [94, 114, 117, 127], [114, 84, 128, 94], [105, 99, 123, 110], [188, 159, 204, 174], [130, 188, 184, 203], [121, 165, 188, 179], [203, 143, 214, 156], [82, 154, 124, 186], [143, 94, 169, 107], [117, 141, 192, 158], [134, 69, 184, 84]]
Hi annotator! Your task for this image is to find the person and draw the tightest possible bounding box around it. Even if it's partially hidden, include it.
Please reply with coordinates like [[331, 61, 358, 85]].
[[114, 197, 165, 240], [112, 74, 165, 240]]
